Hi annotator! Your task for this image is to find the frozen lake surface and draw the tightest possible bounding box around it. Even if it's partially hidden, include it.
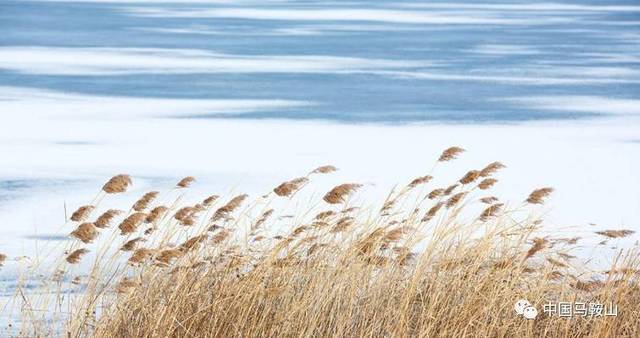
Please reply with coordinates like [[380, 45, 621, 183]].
[[0, 0, 639, 277]]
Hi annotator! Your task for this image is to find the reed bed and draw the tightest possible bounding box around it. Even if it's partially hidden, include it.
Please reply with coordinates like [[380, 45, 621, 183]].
[[3, 147, 639, 337]]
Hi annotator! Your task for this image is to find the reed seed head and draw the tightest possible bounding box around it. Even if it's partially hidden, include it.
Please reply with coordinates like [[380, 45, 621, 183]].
[[118, 212, 147, 235], [443, 184, 458, 196], [212, 229, 232, 244], [595, 230, 635, 238], [459, 170, 480, 185], [94, 209, 123, 228], [132, 191, 159, 212], [310, 165, 338, 175], [315, 211, 335, 220], [323, 183, 362, 204], [102, 174, 132, 194], [181, 235, 208, 251], [70, 205, 94, 222], [70, 222, 99, 243], [145, 206, 168, 224], [478, 178, 497, 190], [526, 187, 554, 204], [274, 177, 309, 197], [525, 238, 547, 259], [408, 175, 433, 188], [422, 202, 444, 222], [438, 146, 465, 162], [66, 248, 89, 264], [121, 237, 145, 251], [202, 195, 220, 207], [427, 189, 444, 200], [331, 217, 354, 233], [479, 203, 503, 221], [480, 196, 499, 204], [156, 249, 183, 265], [211, 194, 248, 222], [176, 176, 196, 188], [446, 192, 467, 209], [479, 161, 506, 177], [129, 248, 153, 264]]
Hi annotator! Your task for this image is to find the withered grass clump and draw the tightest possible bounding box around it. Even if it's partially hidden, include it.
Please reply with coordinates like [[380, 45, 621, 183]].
[[11, 147, 640, 338]]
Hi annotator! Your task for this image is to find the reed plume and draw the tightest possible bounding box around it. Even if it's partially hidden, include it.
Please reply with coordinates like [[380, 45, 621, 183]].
[[477, 178, 497, 190], [422, 202, 443, 222], [323, 183, 362, 204], [310, 165, 338, 174], [427, 188, 444, 199], [145, 206, 168, 224], [181, 235, 208, 251], [70, 222, 98, 243], [479, 161, 506, 177], [525, 238, 547, 259], [132, 191, 159, 212], [383, 226, 413, 244], [446, 192, 466, 208], [121, 237, 145, 251], [202, 195, 219, 207], [253, 209, 274, 231], [176, 176, 196, 188], [443, 184, 458, 195], [66, 248, 89, 264], [595, 230, 635, 238], [174, 207, 199, 226], [102, 174, 132, 194], [438, 146, 465, 162], [94, 209, 122, 228], [156, 249, 183, 265], [480, 196, 499, 204], [408, 175, 433, 188], [274, 177, 308, 197], [70, 205, 94, 222], [211, 194, 248, 222], [118, 212, 147, 235], [459, 170, 480, 184], [331, 216, 354, 233], [479, 203, 503, 221], [129, 248, 153, 264], [526, 187, 554, 204], [212, 229, 232, 244]]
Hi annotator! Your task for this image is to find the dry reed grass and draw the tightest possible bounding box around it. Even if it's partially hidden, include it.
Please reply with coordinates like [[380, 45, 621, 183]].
[[6, 147, 640, 338]]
